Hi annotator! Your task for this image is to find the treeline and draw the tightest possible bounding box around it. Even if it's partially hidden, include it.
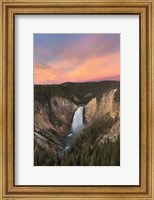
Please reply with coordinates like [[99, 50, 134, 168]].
[[34, 150, 56, 166], [61, 136, 120, 166], [34, 136, 120, 166], [34, 84, 70, 105], [34, 81, 120, 106], [34, 114, 120, 166], [61, 114, 120, 166], [34, 138, 58, 166]]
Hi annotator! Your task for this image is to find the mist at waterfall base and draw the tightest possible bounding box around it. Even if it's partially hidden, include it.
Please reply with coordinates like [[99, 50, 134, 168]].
[[59, 106, 84, 157]]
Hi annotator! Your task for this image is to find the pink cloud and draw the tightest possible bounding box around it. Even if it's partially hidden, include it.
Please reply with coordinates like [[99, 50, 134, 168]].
[[34, 51, 120, 84]]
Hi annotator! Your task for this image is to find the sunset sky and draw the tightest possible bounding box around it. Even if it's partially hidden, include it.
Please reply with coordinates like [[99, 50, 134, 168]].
[[34, 34, 120, 84]]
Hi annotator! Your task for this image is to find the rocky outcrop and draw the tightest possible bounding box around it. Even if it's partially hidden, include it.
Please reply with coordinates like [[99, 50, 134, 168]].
[[34, 82, 120, 166], [34, 96, 77, 135], [34, 101, 56, 132], [50, 96, 77, 126], [34, 96, 78, 162], [84, 89, 120, 125], [97, 120, 120, 144], [34, 130, 62, 153]]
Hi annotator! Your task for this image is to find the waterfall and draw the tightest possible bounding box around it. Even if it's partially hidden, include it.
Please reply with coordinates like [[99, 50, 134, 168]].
[[58, 106, 84, 158], [71, 106, 84, 133]]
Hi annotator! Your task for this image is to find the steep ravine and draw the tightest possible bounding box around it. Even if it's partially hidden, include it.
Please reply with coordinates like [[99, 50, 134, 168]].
[[35, 96, 77, 135], [34, 82, 120, 166]]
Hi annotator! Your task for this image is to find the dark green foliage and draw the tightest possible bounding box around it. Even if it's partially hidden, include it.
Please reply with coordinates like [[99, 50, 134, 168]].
[[61, 136, 120, 166], [34, 81, 120, 106], [34, 150, 56, 166], [61, 115, 120, 166], [34, 81, 120, 166]]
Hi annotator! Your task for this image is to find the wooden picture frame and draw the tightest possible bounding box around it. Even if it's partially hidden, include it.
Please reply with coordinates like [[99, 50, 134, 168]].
[[0, 0, 154, 199]]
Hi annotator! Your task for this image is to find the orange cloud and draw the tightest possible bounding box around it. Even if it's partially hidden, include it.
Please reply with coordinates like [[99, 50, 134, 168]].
[[34, 51, 120, 84]]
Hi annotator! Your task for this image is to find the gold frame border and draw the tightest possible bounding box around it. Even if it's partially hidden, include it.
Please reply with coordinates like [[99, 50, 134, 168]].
[[0, 0, 153, 199]]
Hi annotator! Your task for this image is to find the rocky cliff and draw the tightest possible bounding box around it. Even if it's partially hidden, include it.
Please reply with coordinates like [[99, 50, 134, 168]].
[[85, 89, 120, 125], [34, 96, 77, 135], [34, 81, 120, 165], [50, 96, 77, 131]]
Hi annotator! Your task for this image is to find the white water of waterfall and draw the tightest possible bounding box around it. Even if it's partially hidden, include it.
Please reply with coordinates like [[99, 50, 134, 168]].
[[71, 106, 84, 133], [58, 106, 84, 158]]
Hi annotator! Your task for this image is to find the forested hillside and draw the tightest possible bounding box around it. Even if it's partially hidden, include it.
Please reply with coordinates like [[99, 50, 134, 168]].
[[34, 81, 120, 166]]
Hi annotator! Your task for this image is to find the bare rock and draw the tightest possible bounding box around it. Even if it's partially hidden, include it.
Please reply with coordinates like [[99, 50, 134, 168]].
[[85, 89, 120, 125]]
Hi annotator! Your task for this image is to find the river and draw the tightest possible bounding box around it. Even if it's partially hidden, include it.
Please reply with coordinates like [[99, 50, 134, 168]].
[[58, 106, 84, 157]]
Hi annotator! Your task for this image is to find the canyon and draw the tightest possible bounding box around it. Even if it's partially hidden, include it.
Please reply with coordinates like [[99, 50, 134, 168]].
[[34, 81, 120, 166]]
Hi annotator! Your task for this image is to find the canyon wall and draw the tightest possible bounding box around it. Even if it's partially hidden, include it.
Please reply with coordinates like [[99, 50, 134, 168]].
[[34, 96, 77, 135], [34, 84, 120, 161], [85, 89, 120, 125]]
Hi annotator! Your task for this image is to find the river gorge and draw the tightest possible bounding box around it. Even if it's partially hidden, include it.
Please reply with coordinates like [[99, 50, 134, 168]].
[[34, 81, 120, 166]]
